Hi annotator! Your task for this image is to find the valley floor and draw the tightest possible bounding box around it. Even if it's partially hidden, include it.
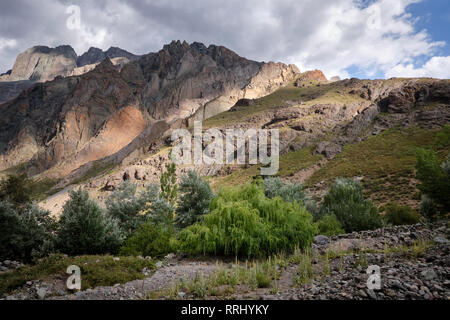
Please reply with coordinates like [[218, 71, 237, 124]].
[[3, 221, 449, 300]]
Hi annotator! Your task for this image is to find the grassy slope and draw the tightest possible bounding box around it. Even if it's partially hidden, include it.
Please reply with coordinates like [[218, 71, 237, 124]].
[[307, 125, 450, 205], [210, 147, 322, 190], [203, 81, 365, 129], [207, 77, 449, 206]]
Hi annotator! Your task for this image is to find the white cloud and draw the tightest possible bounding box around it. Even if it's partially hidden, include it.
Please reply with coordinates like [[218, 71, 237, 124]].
[[0, 0, 447, 80], [0, 38, 17, 51], [385, 56, 450, 79]]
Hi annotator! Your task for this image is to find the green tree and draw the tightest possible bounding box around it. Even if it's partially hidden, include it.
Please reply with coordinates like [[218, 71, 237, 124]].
[[0, 174, 32, 209], [106, 181, 151, 237], [176, 170, 213, 228], [57, 189, 124, 255], [415, 149, 450, 214], [160, 162, 178, 206], [0, 202, 56, 262], [0, 201, 24, 261], [179, 184, 316, 257], [320, 178, 382, 232]]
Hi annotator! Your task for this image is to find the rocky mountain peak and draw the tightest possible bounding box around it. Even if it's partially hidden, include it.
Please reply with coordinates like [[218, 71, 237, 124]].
[[4, 45, 78, 82]]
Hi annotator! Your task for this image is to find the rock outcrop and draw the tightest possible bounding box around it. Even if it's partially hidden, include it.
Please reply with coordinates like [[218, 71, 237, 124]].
[[1, 45, 77, 82], [294, 69, 328, 87]]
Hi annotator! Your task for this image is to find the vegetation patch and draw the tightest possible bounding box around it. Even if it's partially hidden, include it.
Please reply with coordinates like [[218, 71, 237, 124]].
[[308, 126, 450, 205], [211, 147, 321, 189], [0, 254, 155, 296]]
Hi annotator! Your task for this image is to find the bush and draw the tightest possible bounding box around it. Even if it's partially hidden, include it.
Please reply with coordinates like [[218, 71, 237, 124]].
[[17, 205, 57, 261], [320, 178, 382, 232], [57, 189, 125, 255], [0, 201, 56, 262], [176, 171, 213, 228], [0, 174, 31, 209], [149, 197, 175, 226], [434, 124, 450, 148], [415, 149, 450, 214], [264, 177, 307, 204], [315, 214, 344, 236], [0, 201, 24, 261], [383, 203, 421, 226], [106, 182, 158, 237], [264, 177, 319, 220], [120, 223, 177, 257], [419, 195, 437, 222], [179, 184, 316, 257]]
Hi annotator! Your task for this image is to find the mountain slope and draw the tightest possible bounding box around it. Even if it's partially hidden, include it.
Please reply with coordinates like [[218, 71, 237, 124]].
[[0, 41, 299, 183]]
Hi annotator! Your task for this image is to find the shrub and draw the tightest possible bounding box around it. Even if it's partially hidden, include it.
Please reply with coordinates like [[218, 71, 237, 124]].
[[264, 177, 320, 220], [264, 177, 307, 204], [120, 222, 177, 257], [383, 203, 421, 226], [415, 149, 450, 214], [0, 174, 31, 209], [419, 195, 437, 222], [315, 214, 344, 236], [434, 124, 450, 148], [179, 184, 316, 257], [149, 197, 175, 226], [17, 205, 57, 261], [57, 189, 125, 255], [0, 201, 56, 262], [106, 182, 166, 236], [0, 201, 24, 261], [106, 181, 147, 236], [176, 171, 213, 228], [320, 178, 382, 232]]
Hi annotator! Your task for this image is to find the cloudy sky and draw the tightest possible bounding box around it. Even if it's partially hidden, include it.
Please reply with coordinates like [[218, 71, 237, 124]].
[[0, 0, 449, 79]]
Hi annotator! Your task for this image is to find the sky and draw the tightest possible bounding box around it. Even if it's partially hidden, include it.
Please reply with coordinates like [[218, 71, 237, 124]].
[[0, 0, 449, 79]]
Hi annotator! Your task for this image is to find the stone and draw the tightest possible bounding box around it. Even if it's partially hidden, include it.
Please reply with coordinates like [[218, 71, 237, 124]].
[[366, 289, 377, 300], [313, 235, 330, 246], [433, 236, 449, 245], [155, 261, 163, 269], [315, 141, 342, 159], [420, 269, 437, 281], [36, 288, 47, 300]]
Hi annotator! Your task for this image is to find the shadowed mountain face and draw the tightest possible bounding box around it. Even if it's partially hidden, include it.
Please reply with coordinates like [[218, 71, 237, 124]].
[[0, 41, 299, 179]]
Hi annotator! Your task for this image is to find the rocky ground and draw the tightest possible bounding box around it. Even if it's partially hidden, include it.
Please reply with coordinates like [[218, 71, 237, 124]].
[[3, 221, 449, 300]]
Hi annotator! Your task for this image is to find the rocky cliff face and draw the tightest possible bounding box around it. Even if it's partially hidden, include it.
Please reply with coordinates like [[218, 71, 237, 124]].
[[1, 45, 78, 82], [0, 41, 299, 180]]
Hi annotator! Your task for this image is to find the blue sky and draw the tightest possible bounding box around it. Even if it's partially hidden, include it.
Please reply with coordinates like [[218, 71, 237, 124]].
[[0, 0, 449, 79]]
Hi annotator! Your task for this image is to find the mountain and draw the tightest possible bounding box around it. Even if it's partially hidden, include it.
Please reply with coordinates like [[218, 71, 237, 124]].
[[0, 41, 299, 182], [76, 46, 140, 67], [0, 45, 140, 88], [0, 40, 448, 217], [39, 76, 447, 215], [0, 45, 77, 82]]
